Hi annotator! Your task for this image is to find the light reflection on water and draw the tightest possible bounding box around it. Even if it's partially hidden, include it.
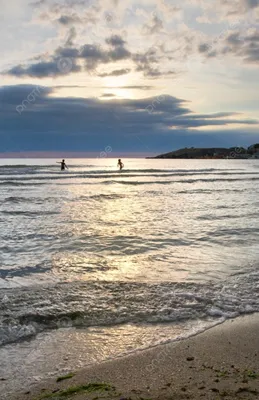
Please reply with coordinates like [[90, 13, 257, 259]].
[[1, 158, 259, 396], [1, 158, 259, 284], [0, 318, 222, 399]]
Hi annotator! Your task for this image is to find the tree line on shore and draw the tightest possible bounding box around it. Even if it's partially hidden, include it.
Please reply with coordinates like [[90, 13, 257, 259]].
[[149, 143, 259, 159]]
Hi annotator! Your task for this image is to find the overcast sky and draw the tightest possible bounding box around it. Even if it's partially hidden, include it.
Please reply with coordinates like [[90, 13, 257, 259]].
[[1, 0, 259, 155]]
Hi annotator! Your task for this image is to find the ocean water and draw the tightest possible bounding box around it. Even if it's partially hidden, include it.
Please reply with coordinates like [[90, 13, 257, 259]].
[[1, 158, 259, 395]]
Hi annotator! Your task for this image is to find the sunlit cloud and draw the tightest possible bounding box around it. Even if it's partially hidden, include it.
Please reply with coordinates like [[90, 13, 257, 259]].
[[1, 0, 259, 152]]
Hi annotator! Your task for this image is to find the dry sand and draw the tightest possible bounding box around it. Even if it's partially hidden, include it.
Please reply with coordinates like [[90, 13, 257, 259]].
[[8, 314, 259, 400]]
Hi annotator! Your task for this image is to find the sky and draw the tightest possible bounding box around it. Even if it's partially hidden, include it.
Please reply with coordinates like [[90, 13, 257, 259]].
[[1, 0, 259, 156]]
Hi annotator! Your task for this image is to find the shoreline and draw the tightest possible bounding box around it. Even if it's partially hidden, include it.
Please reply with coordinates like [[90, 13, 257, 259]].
[[9, 313, 259, 400]]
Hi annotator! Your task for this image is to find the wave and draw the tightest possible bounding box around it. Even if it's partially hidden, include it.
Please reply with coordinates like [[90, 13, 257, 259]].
[[1, 196, 28, 204], [1, 196, 55, 204], [85, 193, 125, 200], [0, 187, 252, 206], [176, 188, 247, 194], [102, 177, 259, 185], [0, 265, 51, 280], [1, 177, 259, 187], [0, 210, 60, 216], [0, 165, 40, 168], [1, 171, 259, 180], [197, 212, 259, 221], [0, 181, 30, 186], [0, 264, 258, 346], [0, 167, 248, 178]]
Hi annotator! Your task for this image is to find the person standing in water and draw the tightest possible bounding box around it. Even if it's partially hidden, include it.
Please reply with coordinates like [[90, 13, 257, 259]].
[[117, 159, 124, 170], [57, 159, 68, 171]]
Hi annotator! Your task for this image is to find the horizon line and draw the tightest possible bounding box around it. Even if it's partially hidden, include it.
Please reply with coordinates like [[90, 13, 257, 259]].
[[0, 151, 157, 159]]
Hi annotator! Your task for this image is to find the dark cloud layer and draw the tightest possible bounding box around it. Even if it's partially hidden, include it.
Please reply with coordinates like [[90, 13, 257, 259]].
[[0, 85, 257, 152]]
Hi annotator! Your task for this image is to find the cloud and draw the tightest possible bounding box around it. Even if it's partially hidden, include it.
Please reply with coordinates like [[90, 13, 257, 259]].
[[53, 85, 155, 90], [30, 0, 47, 6], [98, 68, 131, 77], [105, 34, 126, 47], [133, 46, 177, 77], [157, 1, 181, 19], [108, 46, 131, 61], [198, 27, 259, 64], [79, 44, 111, 71], [57, 14, 81, 25], [198, 43, 211, 53], [32, 0, 100, 34], [133, 47, 166, 77], [56, 46, 80, 58], [101, 85, 155, 90], [246, 0, 259, 9], [4, 39, 130, 77], [4, 0, 259, 91], [142, 12, 164, 35], [65, 27, 77, 46], [0, 85, 257, 152], [100, 93, 116, 97], [6, 59, 81, 78], [55, 10, 98, 26], [0, 85, 51, 105], [4, 33, 174, 78], [136, 66, 177, 78]]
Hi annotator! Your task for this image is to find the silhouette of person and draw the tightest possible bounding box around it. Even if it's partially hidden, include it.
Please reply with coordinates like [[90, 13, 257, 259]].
[[117, 159, 124, 170], [57, 159, 68, 171]]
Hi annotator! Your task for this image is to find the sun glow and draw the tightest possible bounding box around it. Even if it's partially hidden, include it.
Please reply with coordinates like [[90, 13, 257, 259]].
[[100, 72, 139, 99], [101, 87, 134, 99]]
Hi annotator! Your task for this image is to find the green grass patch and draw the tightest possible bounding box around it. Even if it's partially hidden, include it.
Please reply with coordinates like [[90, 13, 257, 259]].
[[37, 382, 116, 399], [56, 373, 75, 383], [216, 370, 229, 378], [244, 369, 259, 379]]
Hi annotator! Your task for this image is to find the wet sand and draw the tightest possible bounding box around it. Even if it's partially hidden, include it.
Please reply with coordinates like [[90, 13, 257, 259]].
[[9, 314, 259, 400]]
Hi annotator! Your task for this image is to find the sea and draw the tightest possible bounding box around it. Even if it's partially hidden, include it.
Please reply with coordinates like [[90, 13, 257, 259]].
[[1, 158, 259, 397]]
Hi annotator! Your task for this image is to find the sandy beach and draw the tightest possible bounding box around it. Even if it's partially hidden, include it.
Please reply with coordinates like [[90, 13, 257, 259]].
[[8, 313, 259, 400]]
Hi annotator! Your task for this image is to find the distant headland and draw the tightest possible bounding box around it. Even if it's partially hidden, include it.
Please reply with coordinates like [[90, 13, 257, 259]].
[[148, 144, 259, 159]]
